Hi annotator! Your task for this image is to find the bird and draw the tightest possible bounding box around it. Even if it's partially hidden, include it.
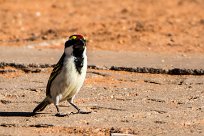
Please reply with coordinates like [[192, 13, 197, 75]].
[[33, 34, 91, 117]]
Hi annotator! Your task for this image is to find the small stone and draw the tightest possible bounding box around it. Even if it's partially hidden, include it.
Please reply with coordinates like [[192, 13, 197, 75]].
[[135, 21, 145, 32], [35, 12, 41, 17]]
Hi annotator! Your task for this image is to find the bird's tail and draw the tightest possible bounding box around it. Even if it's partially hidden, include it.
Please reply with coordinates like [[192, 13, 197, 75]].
[[33, 97, 51, 113]]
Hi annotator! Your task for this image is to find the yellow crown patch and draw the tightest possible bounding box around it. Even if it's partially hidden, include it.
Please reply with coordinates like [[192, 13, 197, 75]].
[[69, 35, 77, 40]]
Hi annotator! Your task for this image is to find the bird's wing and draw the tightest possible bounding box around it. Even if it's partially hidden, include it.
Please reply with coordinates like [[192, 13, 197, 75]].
[[46, 53, 65, 96]]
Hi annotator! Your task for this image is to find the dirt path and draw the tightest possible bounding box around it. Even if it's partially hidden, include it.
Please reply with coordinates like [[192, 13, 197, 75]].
[[0, 68, 204, 136]]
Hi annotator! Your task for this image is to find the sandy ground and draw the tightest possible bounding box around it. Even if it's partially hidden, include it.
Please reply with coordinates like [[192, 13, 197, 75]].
[[0, 0, 204, 136], [0, 68, 204, 136]]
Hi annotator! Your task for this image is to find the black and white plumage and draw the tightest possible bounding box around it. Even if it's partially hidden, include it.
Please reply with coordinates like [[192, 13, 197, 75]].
[[33, 34, 90, 116]]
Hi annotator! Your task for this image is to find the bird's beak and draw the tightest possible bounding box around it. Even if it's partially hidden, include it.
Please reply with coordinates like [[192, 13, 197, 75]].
[[74, 44, 85, 49]]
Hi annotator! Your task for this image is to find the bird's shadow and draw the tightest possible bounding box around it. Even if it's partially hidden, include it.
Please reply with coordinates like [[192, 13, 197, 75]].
[[0, 111, 41, 117], [0, 111, 80, 117]]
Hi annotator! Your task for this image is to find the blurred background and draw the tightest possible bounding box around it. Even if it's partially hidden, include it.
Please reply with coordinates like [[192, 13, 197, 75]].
[[0, 0, 203, 53]]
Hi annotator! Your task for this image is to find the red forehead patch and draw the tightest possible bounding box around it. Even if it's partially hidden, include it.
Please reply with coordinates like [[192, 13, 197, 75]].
[[75, 34, 84, 39]]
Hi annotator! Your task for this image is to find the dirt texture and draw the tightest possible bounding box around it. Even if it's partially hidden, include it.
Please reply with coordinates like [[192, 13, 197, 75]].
[[0, 68, 204, 136], [0, 0, 204, 136]]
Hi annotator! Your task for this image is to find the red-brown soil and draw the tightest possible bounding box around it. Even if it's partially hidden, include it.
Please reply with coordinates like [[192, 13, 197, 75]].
[[0, 0, 204, 53]]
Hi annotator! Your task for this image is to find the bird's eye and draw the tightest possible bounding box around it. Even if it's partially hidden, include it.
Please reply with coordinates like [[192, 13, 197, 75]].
[[83, 38, 86, 43]]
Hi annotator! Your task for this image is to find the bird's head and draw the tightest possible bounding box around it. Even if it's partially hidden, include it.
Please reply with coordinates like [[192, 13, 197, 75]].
[[64, 34, 87, 57]]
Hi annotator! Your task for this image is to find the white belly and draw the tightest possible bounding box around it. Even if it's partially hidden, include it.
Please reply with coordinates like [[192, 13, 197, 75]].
[[50, 56, 87, 103]]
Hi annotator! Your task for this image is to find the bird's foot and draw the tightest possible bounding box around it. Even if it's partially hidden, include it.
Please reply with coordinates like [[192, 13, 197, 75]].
[[78, 110, 91, 114], [68, 101, 91, 114], [75, 110, 91, 114], [55, 112, 68, 117], [69, 110, 91, 115]]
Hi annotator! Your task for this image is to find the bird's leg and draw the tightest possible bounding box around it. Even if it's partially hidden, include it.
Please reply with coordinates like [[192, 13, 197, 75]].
[[68, 98, 91, 114], [54, 105, 65, 117], [55, 105, 68, 117], [54, 96, 68, 117]]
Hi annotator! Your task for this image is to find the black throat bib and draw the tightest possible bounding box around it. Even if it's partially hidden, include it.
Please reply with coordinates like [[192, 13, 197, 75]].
[[73, 49, 84, 74]]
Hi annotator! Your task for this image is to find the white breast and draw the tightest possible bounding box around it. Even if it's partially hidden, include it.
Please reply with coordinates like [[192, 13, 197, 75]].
[[50, 50, 87, 103]]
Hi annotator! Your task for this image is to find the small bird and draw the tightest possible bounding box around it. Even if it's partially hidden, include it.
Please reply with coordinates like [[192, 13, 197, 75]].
[[33, 34, 91, 116]]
